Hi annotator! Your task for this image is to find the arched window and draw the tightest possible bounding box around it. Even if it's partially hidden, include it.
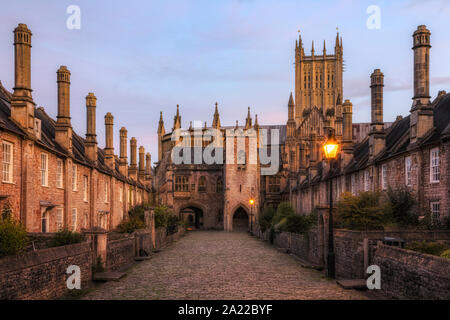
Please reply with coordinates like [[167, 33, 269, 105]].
[[216, 177, 223, 193], [198, 176, 207, 192]]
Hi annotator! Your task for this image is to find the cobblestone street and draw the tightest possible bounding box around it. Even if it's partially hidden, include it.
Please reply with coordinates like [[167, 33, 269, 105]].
[[83, 231, 368, 300]]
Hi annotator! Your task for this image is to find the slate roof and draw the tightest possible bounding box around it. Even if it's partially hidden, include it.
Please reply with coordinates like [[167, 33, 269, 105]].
[[0, 82, 149, 190]]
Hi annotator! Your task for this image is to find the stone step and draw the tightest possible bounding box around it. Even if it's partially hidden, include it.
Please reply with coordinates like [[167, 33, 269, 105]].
[[134, 256, 152, 261], [289, 254, 323, 270], [92, 272, 126, 282], [336, 279, 367, 290]]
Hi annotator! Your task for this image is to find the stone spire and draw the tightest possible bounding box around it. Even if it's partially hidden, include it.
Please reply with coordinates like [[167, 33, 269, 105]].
[[173, 104, 181, 130], [212, 102, 221, 129], [11, 23, 36, 135], [245, 107, 252, 130], [311, 40, 315, 56], [104, 112, 114, 169], [119, 127, 128, 176], [287, 93, 296, 139], [157, 111, 165, 162], [54, 66, 72, 152], [85, 93, 98, 163]]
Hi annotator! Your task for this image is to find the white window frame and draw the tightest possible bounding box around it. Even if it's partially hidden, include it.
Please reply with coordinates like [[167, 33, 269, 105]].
[[72, 164, 77, 191], [119, 185, 123, 202], [41, 153, 49, 186], [56, 207, 64, 231], [83, 176, 88, 202], [381, 164, 388, 191], [56, 159, 63, 188], [2, 141, 13, 183], [71, 208, 77, 231], [430, 148, 440, 183], [405, 156, 412, 187], [430, 201, 440, 222], [364, 169, 370, 192]]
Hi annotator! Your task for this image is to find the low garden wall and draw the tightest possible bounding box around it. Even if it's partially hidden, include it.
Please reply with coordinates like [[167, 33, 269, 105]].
[[106, 236, 135, 272], [373, 243, 450, 299], [155, 227, 185, 250], [0, 241, 92, 300]]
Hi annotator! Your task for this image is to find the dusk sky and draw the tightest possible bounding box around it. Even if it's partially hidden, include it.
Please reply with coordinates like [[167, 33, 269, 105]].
[[1, 0, 450, 162]]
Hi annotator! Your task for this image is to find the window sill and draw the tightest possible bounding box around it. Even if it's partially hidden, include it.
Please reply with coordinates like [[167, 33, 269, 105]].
[[430, 181, 440, 184], [2, 181, 15, 185], [41, 185, 50, 188]]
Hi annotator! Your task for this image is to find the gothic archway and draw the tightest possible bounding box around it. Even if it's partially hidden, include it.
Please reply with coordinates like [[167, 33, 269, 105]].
[[232, 206, 249, 232], [180, 205, 204, 229]]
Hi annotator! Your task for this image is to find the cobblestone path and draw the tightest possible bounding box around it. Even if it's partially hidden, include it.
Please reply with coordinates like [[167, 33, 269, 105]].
[[83, 231, 368, 300]]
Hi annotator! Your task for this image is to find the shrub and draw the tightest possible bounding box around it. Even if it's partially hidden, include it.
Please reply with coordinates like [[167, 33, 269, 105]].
[[336, 192, 386, 230], [0, 216, 28, 256], [283, 214, 315, 234], [440, 250, 450, 259], [50, 229, 84, 247], [154, 205, 170, 228], [1, 201, 13, 220], [167, 215, 180, 235], [385, 187, 418, 227], [405, 241, 447, 256], [117, 216, 146, 233], [273, 202, 295, 225], [258, 206, 276, 233]]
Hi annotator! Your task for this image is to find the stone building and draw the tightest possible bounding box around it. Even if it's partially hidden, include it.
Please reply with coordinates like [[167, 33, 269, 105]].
[[0, 24, 152, 233], [155, 25, 450, 230]]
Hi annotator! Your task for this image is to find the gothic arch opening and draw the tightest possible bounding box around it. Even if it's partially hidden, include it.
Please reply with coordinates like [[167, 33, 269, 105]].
[[180, 205, 204, 229], [232, 206, 249, 232]]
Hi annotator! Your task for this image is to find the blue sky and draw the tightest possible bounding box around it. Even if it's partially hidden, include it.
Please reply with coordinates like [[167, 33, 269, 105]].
[[1, 0, 450, 161]]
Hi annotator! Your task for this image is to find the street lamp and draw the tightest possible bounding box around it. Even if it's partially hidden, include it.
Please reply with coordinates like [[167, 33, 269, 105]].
[[323, 129, 339, 279], [249, 198, 255, 235]]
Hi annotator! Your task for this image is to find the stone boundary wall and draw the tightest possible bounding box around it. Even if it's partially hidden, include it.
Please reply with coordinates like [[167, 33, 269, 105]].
[[334, 229, 450, 280], [0, 242, 92, 300], [106, 237, 135, 271], [373, 243, 450, 300], [155, 227, 185, 250]]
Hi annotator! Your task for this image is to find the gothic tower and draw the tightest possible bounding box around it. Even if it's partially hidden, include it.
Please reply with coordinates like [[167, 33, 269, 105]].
[[294, 31, 343, 127]]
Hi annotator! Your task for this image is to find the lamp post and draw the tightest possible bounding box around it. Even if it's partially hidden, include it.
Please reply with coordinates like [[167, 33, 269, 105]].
[[249, 198, 255, 235], [323, 129, 339, 279]]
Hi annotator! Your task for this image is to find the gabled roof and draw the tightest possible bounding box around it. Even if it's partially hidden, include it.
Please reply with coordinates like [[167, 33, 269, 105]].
[[0, 82, 149, 190]]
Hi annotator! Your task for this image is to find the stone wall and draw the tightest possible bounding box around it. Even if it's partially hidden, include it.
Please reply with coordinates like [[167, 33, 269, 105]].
[[0, 242, 92, 300], [373, 243, 450, 299], [155, 227, 186, 250], [106, 236, 135, 271]]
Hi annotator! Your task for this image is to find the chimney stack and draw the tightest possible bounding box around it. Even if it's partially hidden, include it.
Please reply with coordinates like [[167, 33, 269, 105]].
[[85, 93, 97, 163], [119, 127, 128, 176], [410, 25, 433, 143], [138, 146, 145, 181], [145, 153, 152, 180], [342, 99, 354, 167], [104, 112, 114, 169], [54, 66, 73, 151], [369, 69, 385, 160], [129, 137, 138, 179], [11, 24, 35, 134]]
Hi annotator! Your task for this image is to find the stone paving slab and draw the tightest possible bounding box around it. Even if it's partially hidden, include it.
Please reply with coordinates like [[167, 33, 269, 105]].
[[83, 231, 369, 300]]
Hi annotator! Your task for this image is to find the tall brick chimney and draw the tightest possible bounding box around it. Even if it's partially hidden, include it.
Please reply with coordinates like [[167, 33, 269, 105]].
[[119, 127, 128, 176], [138, 146, 145, 181], [342, 99, 353, 167], [55, 66, 72, 152], [369, 69, 385, 160], [104, 112, 114, 169], [145, 153, 151, 180], [410, 25, 433, 144], [85, 93, 97, 163], [10, 23, 36, 134], [129, 137, 138, 179]]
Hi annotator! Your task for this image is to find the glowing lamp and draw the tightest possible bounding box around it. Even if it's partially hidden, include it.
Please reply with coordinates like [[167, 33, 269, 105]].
[[249, 198, 255, 206], [323, 132, 339, 160]]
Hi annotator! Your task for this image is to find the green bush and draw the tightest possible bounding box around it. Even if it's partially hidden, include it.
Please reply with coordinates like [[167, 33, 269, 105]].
[[440, 250, 450, 259], [405, 241, 447, 256], [1, 201, 13, 220], [273, 202, 295, 225], [0, 216, 28, 256], [258, 206, 276, 233], [50, 229, 84, 247], [154, 205, 171, 228], [282, 213, 316, 234], [336, 192, 386, 230], [167, 215, 180, 235], [385, 187, 418, 227], [117, 216, 146, 233]]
